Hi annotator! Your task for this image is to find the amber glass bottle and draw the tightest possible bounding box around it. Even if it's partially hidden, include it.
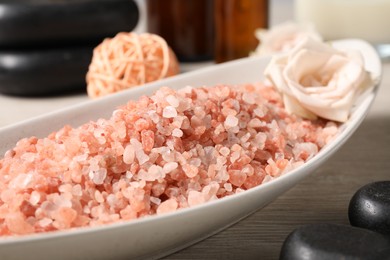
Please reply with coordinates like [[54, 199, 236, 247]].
[[215, 0, 269, 63], [146, 0, 214, 62]]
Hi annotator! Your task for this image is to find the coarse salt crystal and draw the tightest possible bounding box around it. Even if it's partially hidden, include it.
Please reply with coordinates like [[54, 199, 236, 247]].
[[235, 188, 245, 194], [162, 149, 175, 162], [240, 132, 251, 143], [94, 190, 104, 203], [89, 168, 107, 185], [150, 196, 161, 205], [224, 115, 239, 129], [202, 182, 219, 200], [40, 200, 57, 213], [72, 185, 82, 197], [21, 152, 35, 162], [254, 132, 267, 149], [242, 165, 254, 176], [179, 85, 193, 94], [183, 164, 199, 178], [106, 194, 117, 207], [38, 218, 53, 227], [163, 106, 178, 118], [125, 171, 133, 179], [293, 142, 318, 161], [74, 154, 88, 162], [242, 92, 256, 104], [10, 173, 33, 189], [136, 150, 149, 165], [172, 116, 184, 128], [130, 138, 142, 149], [123, 144, 135, 164], [59, 184, 72, 193], [194, 107, 206, 118], [224, 183, 233, 192], [262, 175, 273, 184], [230, 151, 240, 163], [163, 162, 178, 173], [166, 95, 180, 107], [254, 107, 265, 118], [248, 118, 263, 128], [148, 111, 160, 124], [29, 191, 41, 205], [53, 195, 72, 209], [147, 165, 164, 181], [189, 158, 201, 168], [214, 124, 225, 135], [188, 190, 206, 207], [172, 128, 183, 137], [219, 147, 230, 157], [156, 199, 178, 215]]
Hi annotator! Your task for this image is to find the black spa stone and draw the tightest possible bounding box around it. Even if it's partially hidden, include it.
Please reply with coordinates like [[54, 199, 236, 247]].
[[0, 0, 139, 47], [279, 223, 390, 260], [0, 46, 94, 96], [349, 181, 390, 236]]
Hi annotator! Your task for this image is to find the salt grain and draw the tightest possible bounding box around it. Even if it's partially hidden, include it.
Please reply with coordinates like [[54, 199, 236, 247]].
[[172, 128, 183, 138], [163, 106, 178, 118], [136, 150, 149, 165], [157, 199, 178, 215], [224, 183, 233, 192], [29, 191, 41, 205], [188, 190, 206, 207], [224, 115, 239, 128], [248, 118, 263, 128], [242, 92, 256, 104], [183, 164, 199, 178], [94, 190, 104, 203], [38, 218, 53, 227], [72, 185, 82, 197], [254, 107, 265, 118], [125, 171, 133, 179], [163, 162, 178, 173], [150, 196, 161, 205], [166, 95, 180, 107], [147, 165, 164, 181], [89, 168, 107, 185]]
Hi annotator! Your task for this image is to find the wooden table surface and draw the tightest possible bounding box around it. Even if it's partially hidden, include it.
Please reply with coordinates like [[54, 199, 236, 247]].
[[163, 63, 390, 259]]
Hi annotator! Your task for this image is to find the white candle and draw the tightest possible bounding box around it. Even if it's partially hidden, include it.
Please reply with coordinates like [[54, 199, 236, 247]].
[[295, 0, 390, 44]]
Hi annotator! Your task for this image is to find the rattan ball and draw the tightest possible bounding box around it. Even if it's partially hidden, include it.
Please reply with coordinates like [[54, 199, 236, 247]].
[[86, 32, 180, 98]]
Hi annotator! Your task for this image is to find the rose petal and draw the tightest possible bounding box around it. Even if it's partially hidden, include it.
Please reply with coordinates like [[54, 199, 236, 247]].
[[253, 21, 323, 56]]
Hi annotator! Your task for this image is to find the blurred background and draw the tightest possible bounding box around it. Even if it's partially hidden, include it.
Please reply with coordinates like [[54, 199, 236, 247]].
[[1, 0, 389, 126]]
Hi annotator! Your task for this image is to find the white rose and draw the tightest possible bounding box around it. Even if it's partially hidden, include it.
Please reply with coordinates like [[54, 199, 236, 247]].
[[253, 21, 322, 56], [264, 37, 372, 122]]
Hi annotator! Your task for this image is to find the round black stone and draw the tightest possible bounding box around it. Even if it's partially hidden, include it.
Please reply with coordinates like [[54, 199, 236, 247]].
[[0, 46, 94, 96], [279, 223, 390, 260], [0, 0, 139, 47], [349, 181, 390, 236]]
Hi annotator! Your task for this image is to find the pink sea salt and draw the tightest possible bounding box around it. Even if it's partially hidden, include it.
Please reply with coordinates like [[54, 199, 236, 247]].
[[157, 199, 178, 215], [0, 82, 338, 236]]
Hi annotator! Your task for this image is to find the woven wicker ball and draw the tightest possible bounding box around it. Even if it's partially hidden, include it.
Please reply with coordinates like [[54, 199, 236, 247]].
[[86, 32, 180, 98]]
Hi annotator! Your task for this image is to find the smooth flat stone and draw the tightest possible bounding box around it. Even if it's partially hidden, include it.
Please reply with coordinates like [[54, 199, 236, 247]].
[[0, 0, 139, 47], [349, 181, 390, 236], [0, 46, 93, 96], [279, 223, 390, 260]]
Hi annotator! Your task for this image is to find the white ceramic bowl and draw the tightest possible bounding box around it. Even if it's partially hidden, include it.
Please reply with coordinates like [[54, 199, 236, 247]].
[[0, 39, 381, 260]]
